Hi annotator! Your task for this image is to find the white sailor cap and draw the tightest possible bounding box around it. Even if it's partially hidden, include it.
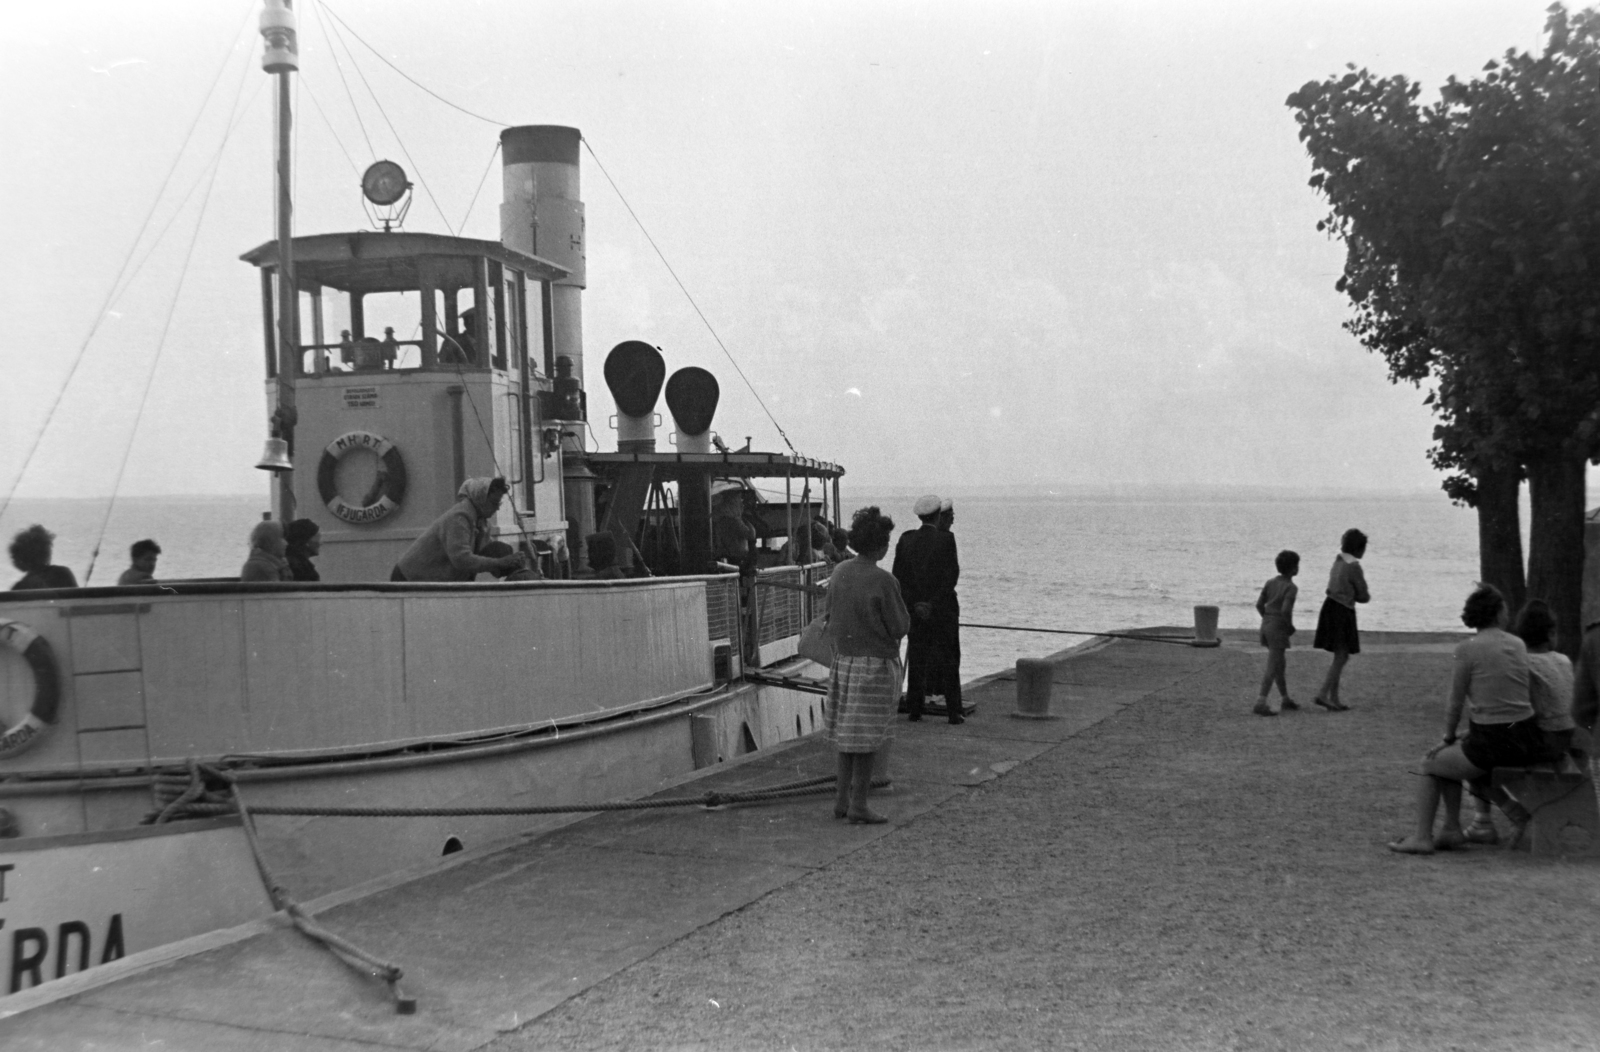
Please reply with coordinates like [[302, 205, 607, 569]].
[[913, 494, 941, 517], [939, 497, 953, 512]]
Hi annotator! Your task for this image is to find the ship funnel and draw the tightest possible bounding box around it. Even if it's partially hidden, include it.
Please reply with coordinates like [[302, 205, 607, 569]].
[[664, 367, 719, 454], [604, 341, 666, 452]]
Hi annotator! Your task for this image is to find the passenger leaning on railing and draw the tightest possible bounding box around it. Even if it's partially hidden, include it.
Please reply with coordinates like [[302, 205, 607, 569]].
[[240, 520, 293, 582], [390, 477, 527, 582], [8, 524, 77, 590]]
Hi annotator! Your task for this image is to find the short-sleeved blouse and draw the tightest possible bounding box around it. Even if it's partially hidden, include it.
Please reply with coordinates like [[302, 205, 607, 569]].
[[1452, 628, 1535, 726], [1526, 650, 1576, 732]]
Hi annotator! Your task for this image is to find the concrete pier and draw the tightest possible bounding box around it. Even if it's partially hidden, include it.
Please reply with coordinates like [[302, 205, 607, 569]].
[[4, 628, 1597, 1051]]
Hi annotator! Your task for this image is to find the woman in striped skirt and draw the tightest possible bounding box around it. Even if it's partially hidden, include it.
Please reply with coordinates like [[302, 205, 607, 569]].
[[824, 506, 912, 824]]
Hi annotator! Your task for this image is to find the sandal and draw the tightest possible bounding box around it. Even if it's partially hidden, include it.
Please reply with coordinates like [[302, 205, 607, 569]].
[[1314, 696, 1349, 712]]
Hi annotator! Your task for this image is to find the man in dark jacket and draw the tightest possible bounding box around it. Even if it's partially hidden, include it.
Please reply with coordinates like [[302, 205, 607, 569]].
[[892, 494, 963, 724]]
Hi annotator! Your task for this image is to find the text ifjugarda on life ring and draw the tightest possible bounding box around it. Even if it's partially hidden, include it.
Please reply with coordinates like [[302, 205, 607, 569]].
[[0, 617, 61, 759], [316, 431, 408, 525]]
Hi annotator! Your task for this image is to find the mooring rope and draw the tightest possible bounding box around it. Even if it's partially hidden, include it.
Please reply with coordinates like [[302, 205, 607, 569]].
[[152, 774, 858, 820], [143, 760, 889, 1014], [958, 622, 1211, 647]]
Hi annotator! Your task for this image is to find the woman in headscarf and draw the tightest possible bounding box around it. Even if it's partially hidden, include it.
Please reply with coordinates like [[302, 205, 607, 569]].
[[239, 520, 292, 582], [391, 477, 525, 582], [824, 505, 911, 824], [283, 519, 322, 582]]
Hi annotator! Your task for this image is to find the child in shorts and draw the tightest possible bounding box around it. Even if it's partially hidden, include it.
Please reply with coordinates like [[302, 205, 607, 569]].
[[1254, 550, 1300, 716]]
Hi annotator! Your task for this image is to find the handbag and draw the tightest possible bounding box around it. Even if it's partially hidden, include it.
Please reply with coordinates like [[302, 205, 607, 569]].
[[797, 612, 834, 667]]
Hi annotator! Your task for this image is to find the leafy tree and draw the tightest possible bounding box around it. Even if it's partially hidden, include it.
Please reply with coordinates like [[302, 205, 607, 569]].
[[1287, 3, 1600, 651]]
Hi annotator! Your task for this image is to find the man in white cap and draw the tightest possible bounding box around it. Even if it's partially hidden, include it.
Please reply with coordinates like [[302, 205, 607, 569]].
[[892, 494, 964, 724]]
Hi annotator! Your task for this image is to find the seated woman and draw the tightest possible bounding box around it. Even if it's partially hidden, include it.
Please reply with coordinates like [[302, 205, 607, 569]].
[[1463, 600, 1578, 844], [8, 524, 77, 590], [391, 477, 525, 582], [240, 520, 293, 582], [1390, 584, 1542, 855]]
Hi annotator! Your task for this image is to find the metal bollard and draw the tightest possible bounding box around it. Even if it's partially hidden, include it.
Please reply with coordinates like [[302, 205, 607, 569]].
[[1012, 658, 1059, 720], [1193, 605, 1219, 646]]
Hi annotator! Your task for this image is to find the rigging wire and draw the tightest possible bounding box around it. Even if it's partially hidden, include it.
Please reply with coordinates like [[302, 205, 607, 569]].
[[313, 0, 456, 234], [112, 79, 271, 347], [0, 0, 259, 526], [458, 141, 502, 235], [85, 51, 262, 583], [580, 137, 800, 457], [435, 332, 545, 566], [298, 73, 364, 179], [304, 0, 376, 162], [315, 0, 514, 128], [271, 3, 803, 463]]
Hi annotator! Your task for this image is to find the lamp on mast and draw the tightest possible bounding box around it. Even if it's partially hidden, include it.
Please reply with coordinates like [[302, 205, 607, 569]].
[[258, 0, 300, 516]]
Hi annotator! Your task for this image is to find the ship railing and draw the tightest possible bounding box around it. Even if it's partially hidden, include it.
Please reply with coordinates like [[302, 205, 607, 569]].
[[748, 561, 831, 667]]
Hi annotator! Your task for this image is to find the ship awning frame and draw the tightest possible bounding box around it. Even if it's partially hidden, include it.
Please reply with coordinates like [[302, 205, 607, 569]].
[[240, 231, 568, 293]]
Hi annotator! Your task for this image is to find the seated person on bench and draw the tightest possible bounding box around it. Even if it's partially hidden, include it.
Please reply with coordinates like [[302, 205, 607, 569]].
[[1462, 599, 1576, 845], [1389, 585, 1542, 855]]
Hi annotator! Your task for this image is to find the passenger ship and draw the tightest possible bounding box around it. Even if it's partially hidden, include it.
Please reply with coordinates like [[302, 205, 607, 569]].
[[0, 0, 838, 998]]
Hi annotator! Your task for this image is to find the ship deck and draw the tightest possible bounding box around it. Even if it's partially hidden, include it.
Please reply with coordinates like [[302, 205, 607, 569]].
[[4, 630, 1598, 1050]]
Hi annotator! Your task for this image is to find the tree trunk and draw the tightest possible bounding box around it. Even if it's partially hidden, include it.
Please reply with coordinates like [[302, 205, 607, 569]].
[[1525, 450, 1587, 658], [1474, 462, 1526, 616]]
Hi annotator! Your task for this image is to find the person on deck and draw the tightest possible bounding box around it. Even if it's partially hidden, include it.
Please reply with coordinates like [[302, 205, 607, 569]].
[[8, 525, 78, 590], [118, 539, 161, 586], [582, 532, 626, 580], [284, 519, 322, 582], [380, 327, 400, 370], [390, 477, 526, 582], [892, 494, 963, 724], [712, 483, 757, 572], [240, 520, 293, 582], [825, 506, 911, 824]]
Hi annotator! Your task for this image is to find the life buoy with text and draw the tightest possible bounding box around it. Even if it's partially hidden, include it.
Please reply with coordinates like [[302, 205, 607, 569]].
[[0, 617, 61, 759], [317, 431, 408, 525]]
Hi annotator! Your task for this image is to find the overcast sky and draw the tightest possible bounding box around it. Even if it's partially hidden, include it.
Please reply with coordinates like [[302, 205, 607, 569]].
[[0, 0, 1565, 498]]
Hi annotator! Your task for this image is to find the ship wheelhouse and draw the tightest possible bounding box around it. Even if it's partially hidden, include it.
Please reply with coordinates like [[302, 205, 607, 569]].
[[241, 232, 569, 582]]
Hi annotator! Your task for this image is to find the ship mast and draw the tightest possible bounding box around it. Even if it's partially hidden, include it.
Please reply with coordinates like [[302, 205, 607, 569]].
[[261, 0, 299, 519]]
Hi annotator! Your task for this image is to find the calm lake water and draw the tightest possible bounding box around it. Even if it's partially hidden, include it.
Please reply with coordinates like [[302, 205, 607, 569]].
[[0, 491, 1482, 680]]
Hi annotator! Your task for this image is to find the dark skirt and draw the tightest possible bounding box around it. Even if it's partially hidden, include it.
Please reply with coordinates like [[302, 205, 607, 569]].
[[1313, 598, 1359, 655], [1461, 717, 1544, 775]]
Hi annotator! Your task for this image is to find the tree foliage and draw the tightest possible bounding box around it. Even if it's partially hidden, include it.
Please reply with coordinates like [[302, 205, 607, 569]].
[[1287, 3, 1600, 645]]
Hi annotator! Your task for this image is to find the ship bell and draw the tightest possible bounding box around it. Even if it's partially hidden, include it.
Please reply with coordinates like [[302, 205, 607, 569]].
[[255, 435, 293, 472]]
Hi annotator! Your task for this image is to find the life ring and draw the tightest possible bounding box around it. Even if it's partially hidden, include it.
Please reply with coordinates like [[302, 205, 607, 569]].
[[0, 618, 61, 759], [316, 431, 408, 525]]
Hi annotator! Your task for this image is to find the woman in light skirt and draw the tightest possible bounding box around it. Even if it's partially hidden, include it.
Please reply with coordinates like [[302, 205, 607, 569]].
[[823, 506, 911, 824]]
